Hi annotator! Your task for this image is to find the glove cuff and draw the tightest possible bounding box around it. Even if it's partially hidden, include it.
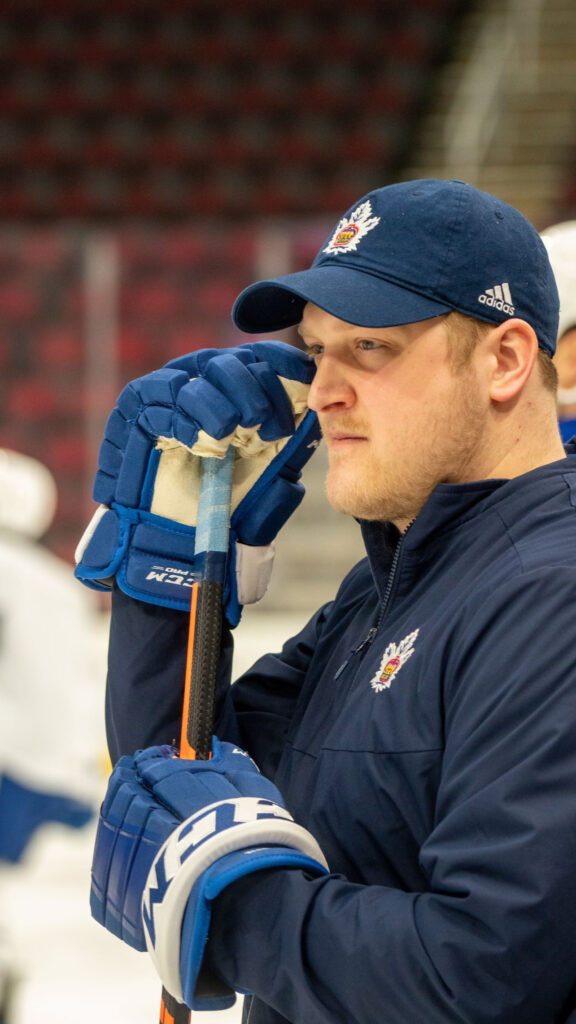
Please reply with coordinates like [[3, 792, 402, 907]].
[[235, 541, 275, 605], [142, 796, 328, 1005]]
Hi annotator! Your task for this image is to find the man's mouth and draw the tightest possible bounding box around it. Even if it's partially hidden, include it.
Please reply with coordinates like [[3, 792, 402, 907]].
[[326, 430, 367, 446]]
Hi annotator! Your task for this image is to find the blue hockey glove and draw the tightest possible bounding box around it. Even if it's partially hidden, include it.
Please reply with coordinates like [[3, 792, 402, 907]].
[[90, 739, 328, 1011], [0, 773, 93, 864], [75, 342, 320, 626]]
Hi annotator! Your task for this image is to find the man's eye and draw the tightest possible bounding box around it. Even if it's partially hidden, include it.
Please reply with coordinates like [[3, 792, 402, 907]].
[[358, 339, 380, 351], [306, 345, 323, 358]]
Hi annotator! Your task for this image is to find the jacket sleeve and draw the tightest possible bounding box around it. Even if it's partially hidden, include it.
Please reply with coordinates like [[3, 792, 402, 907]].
[[105, 586, 328, 766], [106, 586, 238, 761], [205, 568, 576, 1024], [106, 587, 191, 760]]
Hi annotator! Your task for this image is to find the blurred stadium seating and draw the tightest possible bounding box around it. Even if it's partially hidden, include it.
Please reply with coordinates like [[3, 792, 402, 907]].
[[0, 0, 473, 564], [0, 0, 467, 220]]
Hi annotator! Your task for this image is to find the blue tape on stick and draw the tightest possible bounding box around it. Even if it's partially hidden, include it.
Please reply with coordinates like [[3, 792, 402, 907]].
[[194, 447, 235, 556]]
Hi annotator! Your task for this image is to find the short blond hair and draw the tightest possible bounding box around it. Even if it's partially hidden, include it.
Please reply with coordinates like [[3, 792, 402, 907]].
[[444, 311, 558, 394]]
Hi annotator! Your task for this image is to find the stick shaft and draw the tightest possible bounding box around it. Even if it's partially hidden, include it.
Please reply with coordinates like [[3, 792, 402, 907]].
[[180, 447, 235, 759], [160, 990, 192, 1024], [180, 576, 226, 759], [160, 448, 235, 1022]]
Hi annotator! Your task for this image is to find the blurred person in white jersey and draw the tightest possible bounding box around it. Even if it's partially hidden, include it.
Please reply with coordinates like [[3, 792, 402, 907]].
[[0, 449, 103, 1023]]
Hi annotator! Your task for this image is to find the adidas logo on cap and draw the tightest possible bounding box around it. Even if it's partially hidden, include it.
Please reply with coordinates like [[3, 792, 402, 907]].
[[478, 282, 515, 315]]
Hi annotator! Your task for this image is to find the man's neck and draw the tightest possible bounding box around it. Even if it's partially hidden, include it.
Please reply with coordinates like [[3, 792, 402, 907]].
[[391, 429, 566, 535]]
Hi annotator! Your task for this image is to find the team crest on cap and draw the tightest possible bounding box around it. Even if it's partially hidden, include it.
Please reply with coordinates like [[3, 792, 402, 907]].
[[324, 200, 380, 255], [370, 629, 419, 693]]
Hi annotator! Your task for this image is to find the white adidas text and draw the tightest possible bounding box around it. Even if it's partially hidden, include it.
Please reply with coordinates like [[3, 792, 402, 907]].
[[478, 281, 515, 315]]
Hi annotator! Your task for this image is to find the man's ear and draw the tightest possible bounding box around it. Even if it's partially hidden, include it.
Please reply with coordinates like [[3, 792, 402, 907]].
[[488, 319, 539, 404]]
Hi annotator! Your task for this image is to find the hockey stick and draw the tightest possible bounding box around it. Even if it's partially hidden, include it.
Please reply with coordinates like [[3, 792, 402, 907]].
[[159, 445, 236, 1024]]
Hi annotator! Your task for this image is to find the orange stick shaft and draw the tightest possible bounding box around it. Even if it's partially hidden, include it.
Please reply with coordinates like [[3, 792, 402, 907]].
[[179, 582, 200, 759]]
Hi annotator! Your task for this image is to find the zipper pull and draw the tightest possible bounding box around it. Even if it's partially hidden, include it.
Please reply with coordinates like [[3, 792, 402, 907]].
[[334, 626, 378, 680], [356, 626, 377, 652]]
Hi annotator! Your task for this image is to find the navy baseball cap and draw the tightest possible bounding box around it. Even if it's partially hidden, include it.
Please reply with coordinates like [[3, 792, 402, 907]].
[[232, 179, 559, 356]]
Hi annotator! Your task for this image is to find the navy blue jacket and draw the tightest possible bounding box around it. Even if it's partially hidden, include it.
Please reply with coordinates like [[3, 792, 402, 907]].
[[107, 458, 576, 1023]]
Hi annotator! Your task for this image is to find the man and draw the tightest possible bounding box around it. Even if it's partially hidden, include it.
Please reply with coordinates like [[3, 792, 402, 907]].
[[77, 180, 576, 1023], [541, 219, 576, 441]]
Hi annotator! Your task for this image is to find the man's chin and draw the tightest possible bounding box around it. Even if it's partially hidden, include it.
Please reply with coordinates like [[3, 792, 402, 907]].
[[325, 478, 378, 520], [325, 476, 353, 517], [324, 473, 408, 523]]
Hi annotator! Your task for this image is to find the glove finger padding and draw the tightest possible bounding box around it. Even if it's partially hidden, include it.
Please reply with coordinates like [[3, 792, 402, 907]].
[[134, 740, 286, 814], [92, 739, 259, 950], [90, 758, 179, 949], [75, 341, 321, 626]]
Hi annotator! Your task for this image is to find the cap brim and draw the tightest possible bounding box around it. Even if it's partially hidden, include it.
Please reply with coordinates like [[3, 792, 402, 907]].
[[232, 265, 453, 333]]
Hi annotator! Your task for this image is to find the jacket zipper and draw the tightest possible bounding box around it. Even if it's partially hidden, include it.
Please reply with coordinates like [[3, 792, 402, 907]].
[[333, 524, 410, 680], [245, 526, 411, 1019]]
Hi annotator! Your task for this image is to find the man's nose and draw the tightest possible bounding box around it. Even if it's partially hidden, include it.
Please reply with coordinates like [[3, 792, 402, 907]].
[[308, 359, 355, 413]]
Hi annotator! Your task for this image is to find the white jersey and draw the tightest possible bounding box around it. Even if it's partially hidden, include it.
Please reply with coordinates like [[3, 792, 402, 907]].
[[0, 530, 106, 802]]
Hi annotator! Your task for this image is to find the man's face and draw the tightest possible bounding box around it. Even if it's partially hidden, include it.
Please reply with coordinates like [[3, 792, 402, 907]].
[[301, 304, 490, 528]]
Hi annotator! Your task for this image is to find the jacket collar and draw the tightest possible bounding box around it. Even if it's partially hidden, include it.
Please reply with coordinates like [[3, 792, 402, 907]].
[[360, 456, 576, 601]]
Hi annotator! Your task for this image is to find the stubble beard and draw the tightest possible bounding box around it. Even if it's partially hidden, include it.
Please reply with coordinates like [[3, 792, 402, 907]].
[[322, 373, 487, 526]]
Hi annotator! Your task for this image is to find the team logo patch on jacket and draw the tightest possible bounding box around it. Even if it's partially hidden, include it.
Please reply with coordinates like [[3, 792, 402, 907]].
[[371, 629, 419, 692]]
